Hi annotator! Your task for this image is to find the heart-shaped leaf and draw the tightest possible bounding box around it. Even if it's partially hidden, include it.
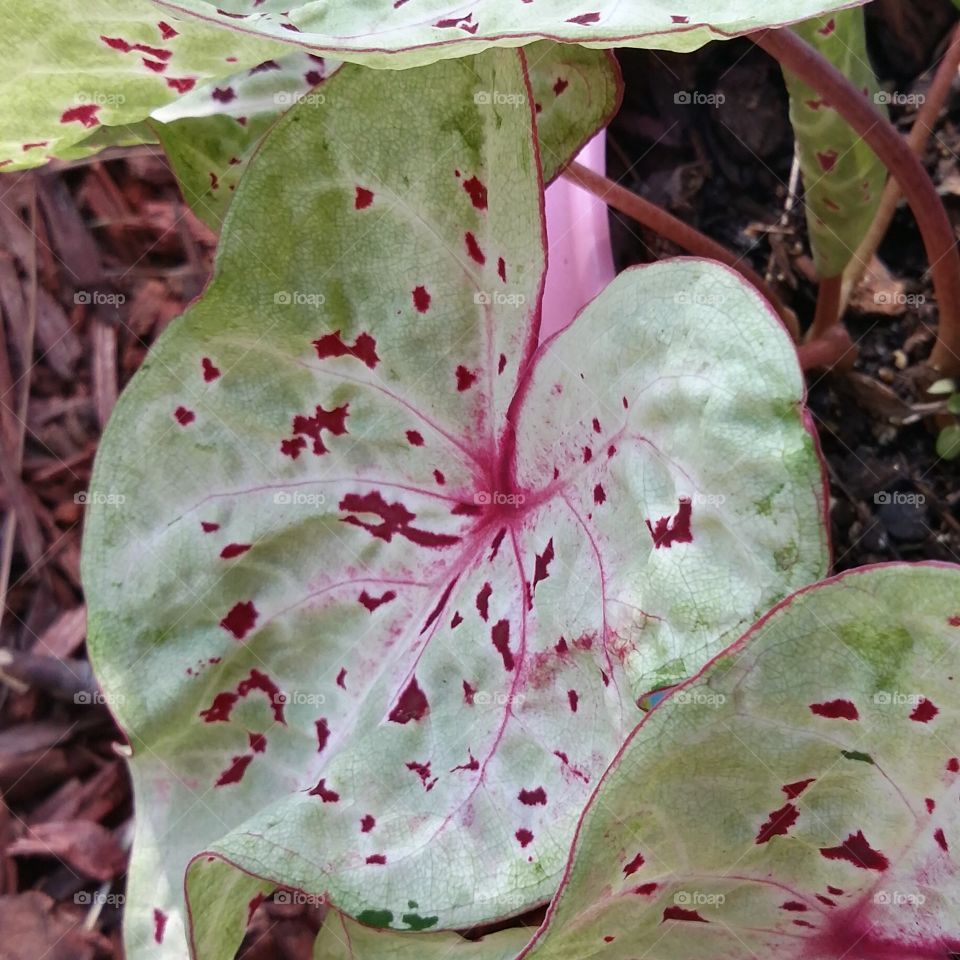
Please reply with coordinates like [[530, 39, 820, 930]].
[[519, 562, 960, 960], [83, 48, 826, 960], [782, 9, 887, 278], [0, 0, 287, 169], [155, 43, 620, 232], [152, 0, 867, 68]]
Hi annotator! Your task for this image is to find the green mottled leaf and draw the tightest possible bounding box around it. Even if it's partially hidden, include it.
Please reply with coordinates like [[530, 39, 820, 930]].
[[0, 0, 286, 169], [152, 0, 868, 68], [521, 563, 960, 960], [313, 911, 532, 960], [782, 9, 887, 277], [83, 48, 826, 960], [937, 425, 960, 460], [156, 42, 620, 231]]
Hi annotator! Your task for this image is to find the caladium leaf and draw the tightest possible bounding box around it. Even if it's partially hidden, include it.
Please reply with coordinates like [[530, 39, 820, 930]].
[[0, 0, 287, 170], [83, 47, 826, 960], [518, 562, 960, 960], [155, 43, 620, 231], [782, 9, 887, 278], [152, 0, 867, 68], [313, 911, 532, 960]]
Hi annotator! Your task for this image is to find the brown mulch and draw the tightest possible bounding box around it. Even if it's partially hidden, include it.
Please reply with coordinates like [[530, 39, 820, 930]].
[[1, 4, 960, 956]]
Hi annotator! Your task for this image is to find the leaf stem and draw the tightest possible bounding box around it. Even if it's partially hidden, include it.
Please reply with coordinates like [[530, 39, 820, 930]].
[[808, 274, 844, 342], [841, 21, 960, 313], [753, 26, 960, 375], [563, 161, 797, 334]]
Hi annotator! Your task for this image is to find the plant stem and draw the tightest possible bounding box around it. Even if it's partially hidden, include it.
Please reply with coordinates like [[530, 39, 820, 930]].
[[753, 27, 960, 375], [797, 325, 857, 372], [841, 22, 960, 311], [563, 160, 798, 335], [809, 274, 844, 342]]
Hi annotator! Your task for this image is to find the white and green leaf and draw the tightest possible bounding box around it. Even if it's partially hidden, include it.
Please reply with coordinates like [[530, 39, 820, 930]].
[[521, 563, 960, 960], [82, 48, 826, 960]]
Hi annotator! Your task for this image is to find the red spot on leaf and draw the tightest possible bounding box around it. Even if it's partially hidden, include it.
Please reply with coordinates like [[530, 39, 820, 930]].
[[413, 285, 431, 313], [220, 601, 258, 640], [355, 187, 374, 209], [515, 828, 534, 848], [465, 231, 485, 265], [359, 590, 396, 612], [361, 815, 375, 832], [926, 798, 936, 813], [366, 854, 386, 865], [406, 760, 437, 791], [646, 498, 693, 548], [201, 357, 221, 381], [531, 538, 554, 600], [809, 699, 859, 721], [201, 521, 220, 533], [406, 430, 424, 446], [158, 21, 178, 39], [462, 176, 487, 209], [497, 257, 507, 282], [452, 751, 479, 772], [315, 718, 330, 753], [783, 778, 815, 799], [166, 77, 196, 94], [100, 36, 172, 59], [518, 787, 547, 806], [781, 901, 808, 911], [220, 543, 251, 559], [553, 77, 569, 96], [489, 528, 506, 561], [567, 12, 600, 24], [476, 582, 492, 621], [340, 491, 460, 548], [634, 882, 658, 896], [248, 732, 266, 753], [282, 403, 349, 458], [491, 619, 514, 671], [389, 677, 429, 723], [463, 680, 476, 705], [817, 17, 836, 35], [313, 331, 379, 369], [336, 668, 347, 689], [756, 803, 799, 844], [935, 828, 949, 852], [910, 698, 939, 723], [817, 150, 839, 173], [143, 57, 167, 72], [593, 484, 606, 505], [816, 894, 837, 907], [567, 689, 579, 713], [451, 611, 463, 628], [949, 616, 960, 627], [212, 86, 235, 103], [434, 469, 445, 485], [154, 909, 167, 944], [623, 852, 645, 876], [216, 754, 253, 786], [662, 907, 707, 923], [456, 365, 477, 391], [819, 831, 888, 871], [174, 406, 195, 426], [309, 778, 340, 802], [949, 758, 959, 772]]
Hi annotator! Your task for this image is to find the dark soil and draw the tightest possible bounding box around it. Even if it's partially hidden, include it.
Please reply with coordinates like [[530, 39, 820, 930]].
[[608, 0, 960, 572], [1, 4, 959, 957]]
